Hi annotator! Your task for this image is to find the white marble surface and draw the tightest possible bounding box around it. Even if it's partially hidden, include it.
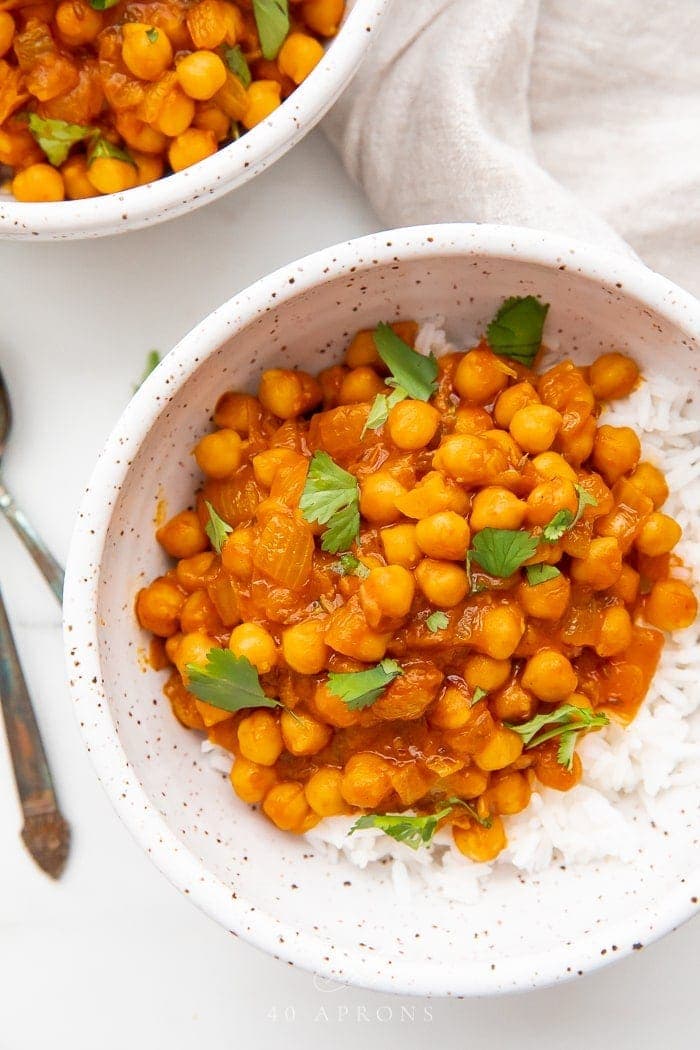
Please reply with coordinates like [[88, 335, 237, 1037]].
[[0, 130, 698, 1048]]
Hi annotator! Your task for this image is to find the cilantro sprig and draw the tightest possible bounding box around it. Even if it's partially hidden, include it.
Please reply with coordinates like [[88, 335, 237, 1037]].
[[506, 703, 609, 770], [469, 528, 538, 578], [204, 501, 232, 554], [349, 795, 491, 851], [252, 0, 289, 59], [88, 134, 135, 167], [186, 649, 282, 713], [332, 552, 369, 579], [327, 659, 403, 711], [26, 114, 94, 167], [362, 385, 406, 436], [224, 45, 252, 87], [373, 323, 438, 402], [542, 485, 597, 542], [486, 296, 549, 368], [471, 686, 488, 706], [425, 611, 449, 633], [525, 563, 561, 586], [299, 451, 360, 553]]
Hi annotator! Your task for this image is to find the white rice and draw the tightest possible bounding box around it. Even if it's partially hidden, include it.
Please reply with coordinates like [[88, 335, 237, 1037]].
[[204, 323, 700, 903]]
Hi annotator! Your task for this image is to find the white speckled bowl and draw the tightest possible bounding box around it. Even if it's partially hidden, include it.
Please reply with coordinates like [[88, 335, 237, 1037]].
[[0, 0, 390, 240], [64, 224, 700, 996]]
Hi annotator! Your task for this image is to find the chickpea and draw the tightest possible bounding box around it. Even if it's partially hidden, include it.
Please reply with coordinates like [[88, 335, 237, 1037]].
[[278, 31, 325, 84], [493, 381, 540, 428], [168, 127, 217, 171], [596, 605, 633, 657], [305, 767, 347, 817], [570, 537, 623, 589], [645, 579, 697, 631], [325, 601, 391, 662], [87, 157, 138, 195], [558, 415, 597, 466], [194, 102, 230, 141], [263, 782, 310, 832], [592, 425, 641, 485], [428, 685, 472, 730], [463, 654, 511, 692], [134, 151, 164, 186], [136, 579, 185, 637], [156, 88, 196, 137], [380, 523, 421, 568], [453, 815, 507, 862], [228, 622, 276, 674], [509, 404, 562, 454], [394, 471, 469, 519], [179, 590, 221, 635], [12, 164, 65, 203], [55, 0, 102, 45], [215, 392, 260, 434], [238, 709, 283, 766], [611, 563, 640, 606], [359, 472, 406, 525], [475, 605, 524, 660], [221, 527, 255, 579], [282, 620, 329, 675], [176, 551, 216, 592], [490, 678, 536, 722], [177, 50, 227, 100], [432, 434, 506, 487], [359, 565, 415, 625], [230, 757, 277, 804], [454, 348, 510, 404], [415, 511, 470, 560], [387, 400, 440, 450], [0, 12, 14, 58], [312, 681, 358, 729], [487, 770, 531, 815], [535, 744, 582, 791], [531, 451, 577, 483], [116, 113, 168, 154], [121, 24, 173, 81], [522, 649, 577, 702], [517, 572, 571, 621], [156, 509, 208, 558], [628, 462, 669, 509], [194, 428, 243, 479], [483, 428, 522, 463], [454, 405, 493, 435], [470, 486, 527, 532], [344, 328, 381, 368], [280, 709, 331, 756], [635, 513, 682, 557], [175, 633, 219, 691], [258, 368, 321, 419], [338, 366, 384, 404], [243, 80, 282, 129], [61, 156, 100, 199], [415, 559, 470, 608], [526, 477, 578, 527], [252, 447, 301, 488], [302, 0, 344, 36], [589, 352, 639, 400], [340, 753, 392, 809]]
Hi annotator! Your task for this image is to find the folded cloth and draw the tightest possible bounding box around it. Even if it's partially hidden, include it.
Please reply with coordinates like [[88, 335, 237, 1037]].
[[325, 0, 700, 294]]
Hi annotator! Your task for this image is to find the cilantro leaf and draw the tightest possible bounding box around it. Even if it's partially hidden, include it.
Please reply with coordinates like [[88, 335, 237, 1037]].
[[470, 686, 488, 706], [425, 611, 449, 633], [525, 563, 561, 586], [486, 296, 549, 367], [332, 552, 369, 579], [88, 134, 135, 166], [224, 45, 252, 87], [299, 451, 360, 553], [362, 385, 406, 436], [204, 501, 232, 554], [146, 26, 159, 42], [506, 702, 609, 765], [327, 659, 403, 711], [445, 795, 493, 828], [350, 807, 452, 850], [88, 0, 119, 8], [469, 528, 538, 578], [26, 114, 94, 167], [133, 349, 160, 391], [542, 485, 598, 543], [373, 323, 438, 402], [186, 649, 282, 713], [252, 0, 289, 59]]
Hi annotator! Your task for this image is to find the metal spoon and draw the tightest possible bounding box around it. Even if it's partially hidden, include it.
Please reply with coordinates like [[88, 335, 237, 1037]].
[[0, 367, 64, 604], [0, 366, 69, 877]]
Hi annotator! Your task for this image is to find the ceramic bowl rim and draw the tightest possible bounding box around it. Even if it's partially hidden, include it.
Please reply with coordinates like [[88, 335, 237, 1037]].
[[64, 222, 700, 996], [0, 0, 391, 240]]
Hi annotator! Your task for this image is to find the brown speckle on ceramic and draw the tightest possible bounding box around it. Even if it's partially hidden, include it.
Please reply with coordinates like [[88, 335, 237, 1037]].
[[64, 224, 700, 996], [0, 0, 391, 241]]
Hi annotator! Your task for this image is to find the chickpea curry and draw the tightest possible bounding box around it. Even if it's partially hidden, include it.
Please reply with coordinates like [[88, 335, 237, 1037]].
[[0, 0, 343, 201], [136, 296, 698, 864]]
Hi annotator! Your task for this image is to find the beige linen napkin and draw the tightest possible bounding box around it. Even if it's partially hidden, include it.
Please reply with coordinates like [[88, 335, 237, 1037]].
[[325, 0, 700, 293]]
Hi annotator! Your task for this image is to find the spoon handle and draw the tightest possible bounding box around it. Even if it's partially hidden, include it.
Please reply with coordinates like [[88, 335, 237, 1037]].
[[0, 482, 64, 604], [0, 582, 69, 878]]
